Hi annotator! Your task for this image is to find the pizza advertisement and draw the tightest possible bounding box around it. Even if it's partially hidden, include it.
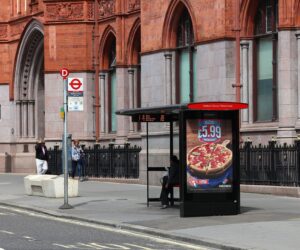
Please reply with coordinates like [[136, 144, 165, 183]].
[[186, 118, 233, 193]]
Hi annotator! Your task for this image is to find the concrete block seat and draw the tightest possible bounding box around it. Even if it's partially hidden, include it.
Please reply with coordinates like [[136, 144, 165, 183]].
[[24, 175, 78, 198]]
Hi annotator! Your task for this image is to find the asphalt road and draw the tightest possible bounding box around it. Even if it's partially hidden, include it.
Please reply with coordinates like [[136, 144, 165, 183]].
[[0, 206, 213, 250]]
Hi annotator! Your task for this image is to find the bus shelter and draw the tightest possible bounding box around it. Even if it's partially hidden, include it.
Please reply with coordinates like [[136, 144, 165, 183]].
[[116, 102, 248, 217], [116, 104, 184, 207]]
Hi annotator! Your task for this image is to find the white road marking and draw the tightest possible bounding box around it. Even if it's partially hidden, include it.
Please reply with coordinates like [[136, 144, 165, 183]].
[[0, 205, 207, 250], [89, 243, 111, 249], [53, 243, 78, 249], [78, 242, 107, 249], [0, 230, 14, 235], [107, 244, 130, 249], [124, 243, 153, 250], [0, 212, 15, 216], [22, 235, 36, 241], [0, 183, 11, 185]]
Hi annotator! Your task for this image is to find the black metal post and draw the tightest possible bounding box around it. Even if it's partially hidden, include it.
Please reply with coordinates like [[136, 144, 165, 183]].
[[125, 142, 130, 178], [245, 140, 252, 184], [269, 140, 276, 185], [170, 121, 173, 159], [109, 143, 114, 178], [146, 122, 149, 207], [296, 139, 300, 186], [94, 143, 100, 177]]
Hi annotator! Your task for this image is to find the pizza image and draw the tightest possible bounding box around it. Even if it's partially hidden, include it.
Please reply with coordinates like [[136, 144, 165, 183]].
[[187, 140, 232, 178]]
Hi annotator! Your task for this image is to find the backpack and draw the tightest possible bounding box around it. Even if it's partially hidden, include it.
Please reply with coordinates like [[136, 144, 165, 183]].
[[72, 147, 81, 161]]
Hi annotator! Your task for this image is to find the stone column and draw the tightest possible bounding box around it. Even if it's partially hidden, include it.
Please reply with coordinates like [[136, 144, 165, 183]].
[[296, 31, 300, 121], [104, 73, 109, 134], [16, 100, 21, 138], [100, 73, 106, 134], [22, 101, 28, 138], [277, 31, 297, 143], [128, 68, 135, 132], [17, 0, 21, 14], [28, 100, 35, 138], [164, 53, 173, 104], [241, 41, 249, 124]]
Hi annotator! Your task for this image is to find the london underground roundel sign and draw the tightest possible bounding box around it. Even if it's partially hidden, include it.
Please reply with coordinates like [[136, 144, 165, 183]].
[[68, 78, 84, 92], [70, 78, 82, 90]]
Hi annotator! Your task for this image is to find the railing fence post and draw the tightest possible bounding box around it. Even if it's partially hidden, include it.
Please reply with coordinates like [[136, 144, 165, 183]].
[[109, 143, 114, 178], [245, 140, 252, 184], [295, 139, 300, 187], [54, 145, 59, 175], [125, 143, 130, 178], [268, 140, 276, 185], [94, 143, 100, 178]]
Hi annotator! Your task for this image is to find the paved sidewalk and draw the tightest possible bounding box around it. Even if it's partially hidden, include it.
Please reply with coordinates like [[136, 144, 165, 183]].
[[0, 174, 300, 250]]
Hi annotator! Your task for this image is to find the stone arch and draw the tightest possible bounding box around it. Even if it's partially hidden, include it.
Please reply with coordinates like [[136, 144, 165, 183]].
[[99, 25, 116, 70], [240, 0, 259, 37], [295, 0, 300, 27], [127, 18, 141, 65], [14, 19, 44, 139], [162, 0, 197, 49]]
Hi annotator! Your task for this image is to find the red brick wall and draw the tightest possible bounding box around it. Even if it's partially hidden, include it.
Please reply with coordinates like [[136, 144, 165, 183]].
[[0, 0, 299, 99]]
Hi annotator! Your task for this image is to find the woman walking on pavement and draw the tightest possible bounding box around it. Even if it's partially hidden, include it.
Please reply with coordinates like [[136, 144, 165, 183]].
[[35, 139, 49, 175]]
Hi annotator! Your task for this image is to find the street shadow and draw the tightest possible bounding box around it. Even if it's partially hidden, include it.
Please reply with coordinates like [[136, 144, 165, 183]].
[[240, 206, 261, 213], [72, 199, 109, 207]]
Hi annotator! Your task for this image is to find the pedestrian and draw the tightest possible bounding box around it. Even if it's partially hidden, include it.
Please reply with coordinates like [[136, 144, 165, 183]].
[[35, 139, 48, 175], [71, 140, 84, 181], [160, 155, 180, 209]]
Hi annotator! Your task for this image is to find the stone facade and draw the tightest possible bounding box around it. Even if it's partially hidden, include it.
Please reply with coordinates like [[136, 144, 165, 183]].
[[0, 0, 299, 182]]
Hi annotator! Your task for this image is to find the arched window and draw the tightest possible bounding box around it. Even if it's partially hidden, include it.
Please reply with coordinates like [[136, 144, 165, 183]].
[[176, 9, 196, 103], [108, 38, 117, 132], [254, 0, 278, 121]]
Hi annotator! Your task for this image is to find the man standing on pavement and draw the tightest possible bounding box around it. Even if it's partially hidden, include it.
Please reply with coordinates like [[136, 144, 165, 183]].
[[35, 139, 49, 175]]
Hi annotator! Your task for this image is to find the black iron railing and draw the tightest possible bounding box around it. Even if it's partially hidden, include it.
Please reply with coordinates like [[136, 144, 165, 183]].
[[47, 144, 141, 178], [49, 140, 300, 186], [240, 141, 300, 186]]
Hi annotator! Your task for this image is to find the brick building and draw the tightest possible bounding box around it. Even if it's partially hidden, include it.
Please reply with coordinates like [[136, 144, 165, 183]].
[[0, 0, 300, 176]]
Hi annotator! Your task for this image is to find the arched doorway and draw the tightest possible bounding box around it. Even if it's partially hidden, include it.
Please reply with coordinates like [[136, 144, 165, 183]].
[[14, 20, 44, 140]]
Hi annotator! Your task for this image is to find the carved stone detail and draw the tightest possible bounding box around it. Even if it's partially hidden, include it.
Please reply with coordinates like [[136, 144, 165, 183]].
[[128, 0, 140, 11], [46, 3, 84, 21], [0, 25, 8, 39], [98, 0, 115, 18], [88, 2, 94, 20]]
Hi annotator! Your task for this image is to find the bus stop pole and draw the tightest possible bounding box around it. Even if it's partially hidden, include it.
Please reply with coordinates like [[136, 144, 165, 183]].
[[170, 121, 173, 158], [146, 122, 149, 207], [59, 77, 73, 209]]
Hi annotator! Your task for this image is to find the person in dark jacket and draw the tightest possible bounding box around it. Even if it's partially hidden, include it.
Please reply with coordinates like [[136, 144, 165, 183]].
[[160, 155, 180, 209], [35, 139, 49, 175], [71, 140, 85, 181]]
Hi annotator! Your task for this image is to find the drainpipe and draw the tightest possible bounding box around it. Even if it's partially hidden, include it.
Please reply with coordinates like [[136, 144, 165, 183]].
[[94, 0, 100, 140], [233, 0, 241, 102]]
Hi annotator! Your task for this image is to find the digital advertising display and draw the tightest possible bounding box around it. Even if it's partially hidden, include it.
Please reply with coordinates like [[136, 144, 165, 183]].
[[186, 118, 233, 193]]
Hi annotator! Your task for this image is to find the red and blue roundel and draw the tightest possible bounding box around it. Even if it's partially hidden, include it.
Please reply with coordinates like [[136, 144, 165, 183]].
[[198, 119, 221, 143]]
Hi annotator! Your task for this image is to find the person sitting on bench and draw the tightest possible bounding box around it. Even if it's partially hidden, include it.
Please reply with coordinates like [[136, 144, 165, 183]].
[[160, 155, 179, 209]]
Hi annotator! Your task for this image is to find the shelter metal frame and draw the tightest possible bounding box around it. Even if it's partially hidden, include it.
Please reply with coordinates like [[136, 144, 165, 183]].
[[116, 104, 186, 206]]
